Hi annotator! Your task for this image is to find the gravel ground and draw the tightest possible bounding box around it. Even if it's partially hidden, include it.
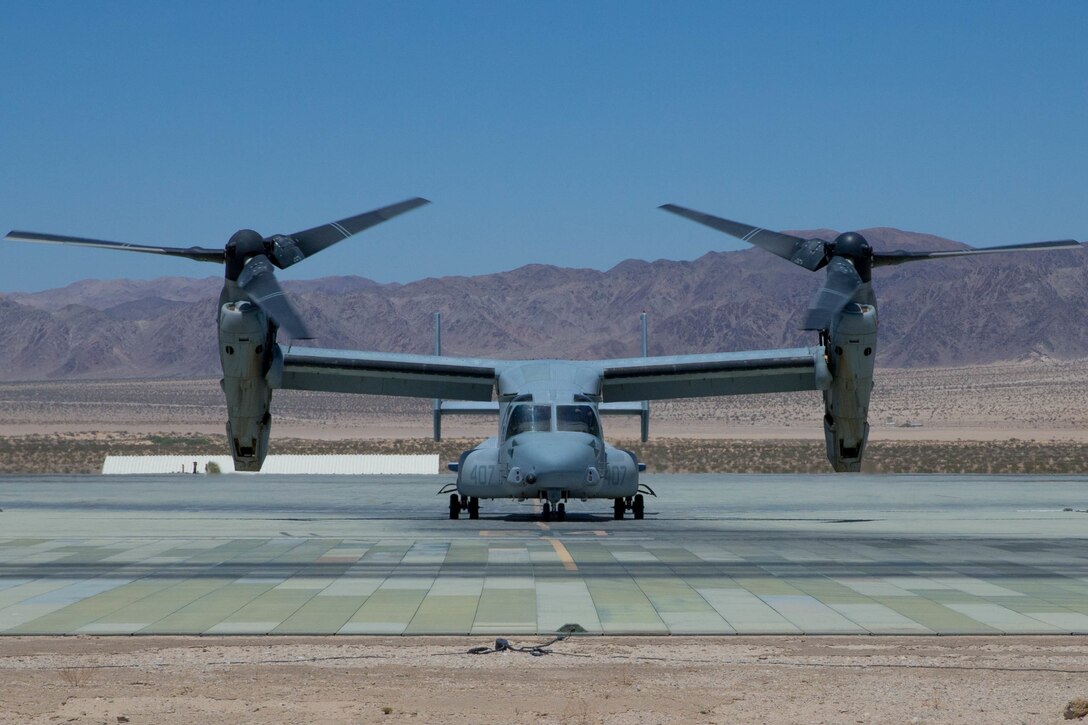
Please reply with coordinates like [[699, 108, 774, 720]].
[[0, 636, 1086, 724]]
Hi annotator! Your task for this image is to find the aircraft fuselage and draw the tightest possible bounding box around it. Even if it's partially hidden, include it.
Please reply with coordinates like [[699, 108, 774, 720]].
[[453, 361, 642, 509]]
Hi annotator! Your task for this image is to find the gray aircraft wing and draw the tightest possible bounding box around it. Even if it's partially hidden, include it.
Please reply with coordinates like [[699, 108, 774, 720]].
[[275, 346, 501, 401], [596, 347, 830, 402], [277, 345, 830, 403]]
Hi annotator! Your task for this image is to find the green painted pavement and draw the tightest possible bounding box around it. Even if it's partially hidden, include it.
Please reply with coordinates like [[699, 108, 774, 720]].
[[0, 473, 1086, 635]]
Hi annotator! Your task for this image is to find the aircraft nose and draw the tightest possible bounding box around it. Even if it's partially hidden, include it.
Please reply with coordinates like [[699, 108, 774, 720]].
[[512, 432, 598, 483]]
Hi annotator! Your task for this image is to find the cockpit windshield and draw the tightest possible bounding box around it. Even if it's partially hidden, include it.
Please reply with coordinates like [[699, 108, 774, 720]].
[[505, 404, 552, 437], [556, 404, 602, 437]]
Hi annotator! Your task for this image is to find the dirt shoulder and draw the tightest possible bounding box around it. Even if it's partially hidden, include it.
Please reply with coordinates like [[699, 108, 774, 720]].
[[2, 358, 1088, 438], [3, 359, 1088, 473], [0, 636, 1085, 724], [4, 432, 1088, 474]]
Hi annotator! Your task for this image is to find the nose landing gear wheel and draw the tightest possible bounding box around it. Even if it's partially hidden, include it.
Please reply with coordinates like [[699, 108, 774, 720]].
[[613, 498, 624, 520], [632, 493, 645, 520], [468, 497, 480, 520], [449, 493, 461, 520], [556, 502, 566, 521], [542, 502, 552, 521]]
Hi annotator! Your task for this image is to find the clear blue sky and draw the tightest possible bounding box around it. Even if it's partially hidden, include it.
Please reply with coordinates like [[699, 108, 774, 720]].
[[2, 1, 1085, 292]]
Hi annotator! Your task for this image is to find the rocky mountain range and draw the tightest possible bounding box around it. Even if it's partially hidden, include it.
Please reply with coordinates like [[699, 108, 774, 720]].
[[1, 227, 1085, 381]]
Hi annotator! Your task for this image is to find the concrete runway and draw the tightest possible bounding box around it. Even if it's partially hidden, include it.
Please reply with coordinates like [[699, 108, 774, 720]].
[[0, 473, 1086, 636]]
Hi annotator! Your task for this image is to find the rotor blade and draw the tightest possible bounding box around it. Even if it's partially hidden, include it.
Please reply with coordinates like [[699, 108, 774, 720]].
[[5, 230, 225, 263], [659, 204, 829, 271], [873, 239, 1082, 267], [280, 197, 431, 266], [237, 256, 312, 340], [801, 258, 864, 331]]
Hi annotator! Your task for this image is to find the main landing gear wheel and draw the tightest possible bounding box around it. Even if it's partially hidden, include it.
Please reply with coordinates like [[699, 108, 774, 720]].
[[468, 497, 480, 520], [632, 493, 645, 520], [449, 493, 461, 520], [613, 498, 624, 520], [542, 502, 552, 521], [556, 502, 566, 521]]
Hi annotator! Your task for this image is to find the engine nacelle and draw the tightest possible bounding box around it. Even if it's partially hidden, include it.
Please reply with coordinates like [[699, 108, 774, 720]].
[[823, 303, 877, 472], [219, 300, 277, 471]]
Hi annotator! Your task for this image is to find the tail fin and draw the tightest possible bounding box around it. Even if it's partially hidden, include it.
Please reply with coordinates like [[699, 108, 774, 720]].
[[433, 312, 442, 440], [640, 312, 650, 442], [601, 313, 651, 442]]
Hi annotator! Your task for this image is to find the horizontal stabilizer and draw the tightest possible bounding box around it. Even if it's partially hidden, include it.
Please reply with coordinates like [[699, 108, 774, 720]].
[[436, 401, 500, 414], [600, 401, 651, 442], [598, 402, 647, 414]]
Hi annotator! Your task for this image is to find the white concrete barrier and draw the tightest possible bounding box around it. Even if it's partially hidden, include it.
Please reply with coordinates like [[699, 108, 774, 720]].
[[102, 454, 440, 475]]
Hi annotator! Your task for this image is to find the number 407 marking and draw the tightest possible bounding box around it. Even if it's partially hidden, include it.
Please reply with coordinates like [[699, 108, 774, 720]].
[[606, 465, 626, 486], [471, 465, 496, 485]]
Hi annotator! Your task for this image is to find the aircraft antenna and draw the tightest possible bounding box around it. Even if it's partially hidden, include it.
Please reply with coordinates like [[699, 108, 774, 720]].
[[433, 312, 442, 441], [640, 312, 650, 442]]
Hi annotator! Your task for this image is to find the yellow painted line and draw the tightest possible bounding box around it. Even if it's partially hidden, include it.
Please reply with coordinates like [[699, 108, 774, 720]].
[[526, 499, 551, 531], [543, 537, 578, 572]]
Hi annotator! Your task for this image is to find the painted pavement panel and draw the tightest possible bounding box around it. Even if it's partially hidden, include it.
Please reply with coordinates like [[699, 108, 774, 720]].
[[0, 474, 1085, 635]]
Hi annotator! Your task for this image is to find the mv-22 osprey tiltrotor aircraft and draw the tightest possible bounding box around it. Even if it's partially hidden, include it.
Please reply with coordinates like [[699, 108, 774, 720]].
[[7, 201, 1081, 520]]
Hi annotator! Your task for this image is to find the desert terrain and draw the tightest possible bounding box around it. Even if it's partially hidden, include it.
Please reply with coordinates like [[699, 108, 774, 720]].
[[1, 358, 1087, 473], [1, 636, 1086, 724], [2, 359, 1088, 724]]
